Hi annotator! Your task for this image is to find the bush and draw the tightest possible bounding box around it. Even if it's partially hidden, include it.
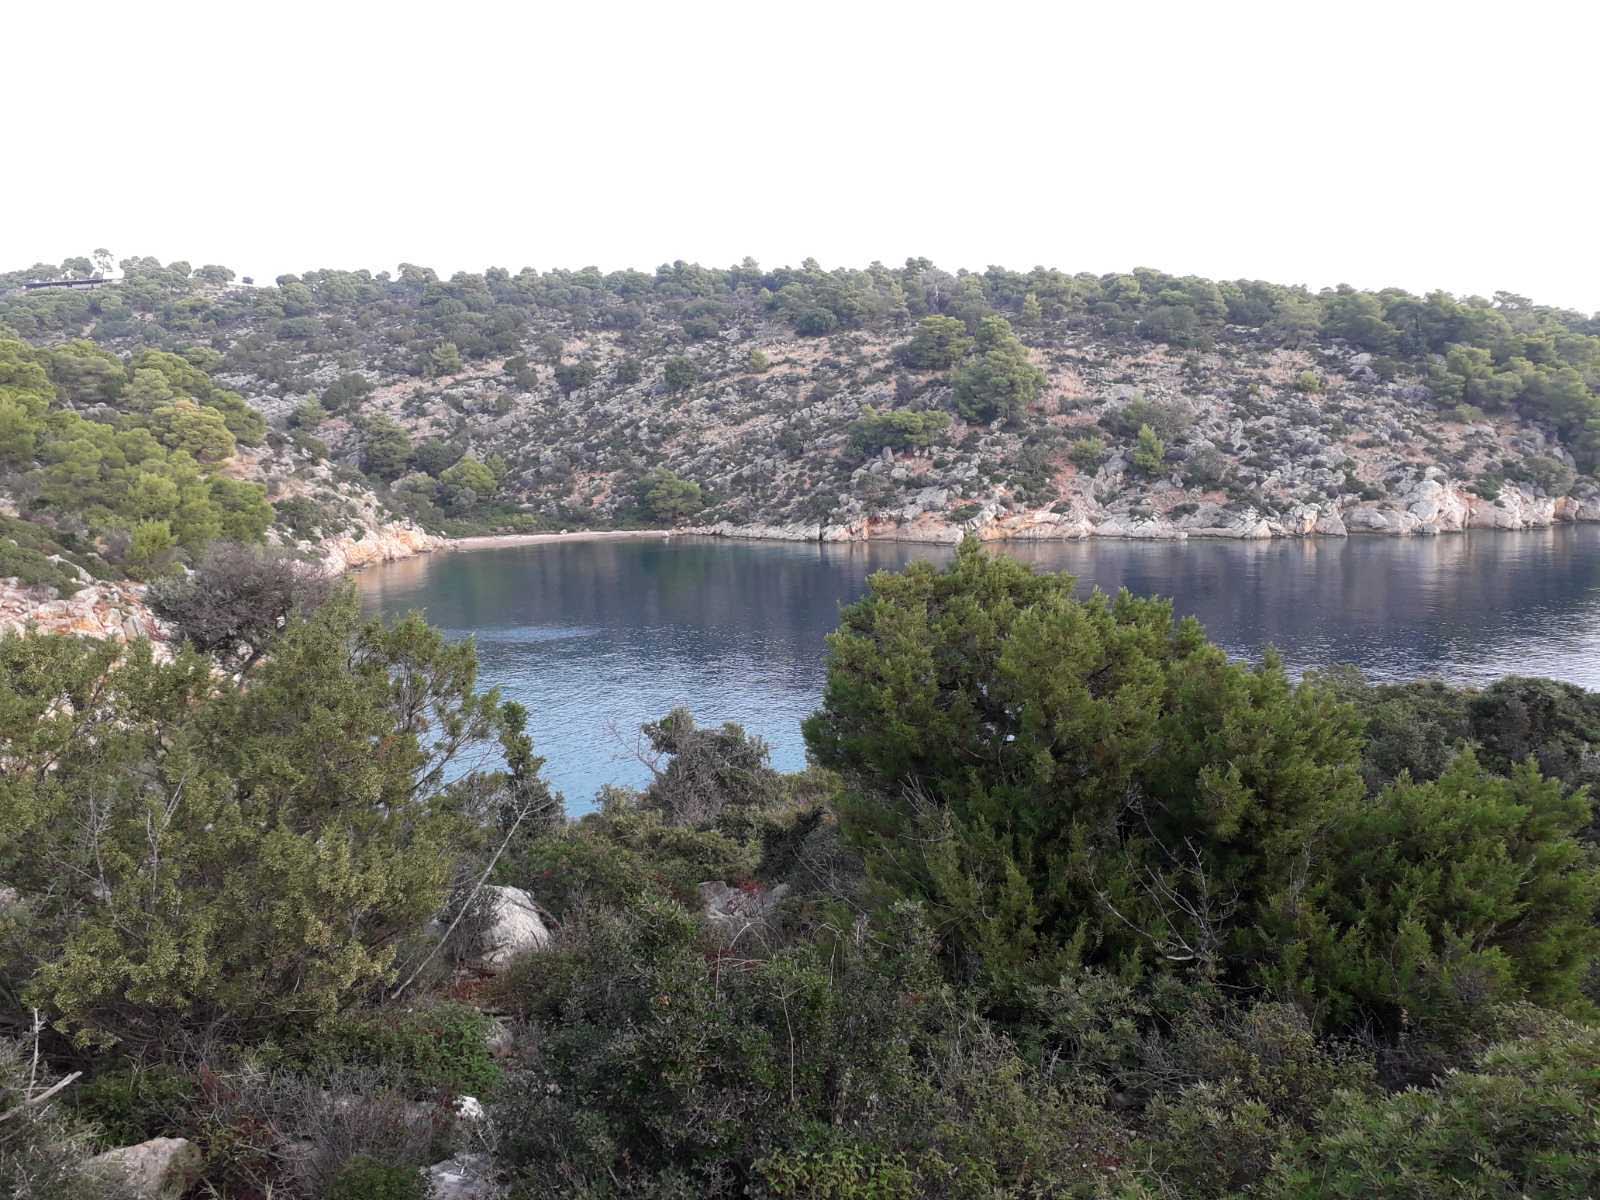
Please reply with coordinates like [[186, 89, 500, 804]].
[[71, 1064, 195, 1147], [1067, 435, 1105, 471], [1131, 423, 1166, 475], [662, 357, 699, 393], [802, 538, 1366, 996], [0, 594, 521, 1052], [1270, 1009, 1600, 1199], [306, 1002, 502, 1098], [1098, 396, 1191, 441], [951, 317, 1044, 425], [896, 316, 973, 371], [1269, 754, 1599, 1036], [327, 1155, 431, 1200], [846, 407, 951, 458], [0, 1039, 116, 1200]]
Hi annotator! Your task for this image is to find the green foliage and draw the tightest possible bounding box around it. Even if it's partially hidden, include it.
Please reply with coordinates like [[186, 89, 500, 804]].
[[0, 1040, 116, 1200], [896, 315, 973, 371], [305, 1001, 502, 1097], [1067, 435, 1105, 471], [440, 454, 498, 499], [846, 406, 951, 458], [323, 372, 375, 412], [950, 317, 1045, 425], [493, 898, 1126, 1199], [1270, 1008, 1600, 1200], [746, 348, 770, 373], [0, 337, 271, 580], [554, 361, 596, 395], [361, 413, 414, 480], [0, 592, 522, 1051], [1269, 754, 1599, 1033], [662, 356, 699, 393], [1130, 423, 1166, 475], [1098, 396, 1192, 441], [327, 1156, 431, 1200], [803, 539, 1367, 995], [635, 468, 703, 523], [71, 1064, 195, 1146], [429, 341, 464, 377]]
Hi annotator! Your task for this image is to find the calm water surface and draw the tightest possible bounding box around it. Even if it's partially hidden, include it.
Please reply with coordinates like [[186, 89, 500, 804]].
[[358, 529, 1600, 809]]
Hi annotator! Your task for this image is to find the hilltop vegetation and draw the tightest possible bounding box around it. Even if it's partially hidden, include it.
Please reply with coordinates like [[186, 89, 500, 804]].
[[2, 254, 1598, 571], [2, 542, 1598, 1198]]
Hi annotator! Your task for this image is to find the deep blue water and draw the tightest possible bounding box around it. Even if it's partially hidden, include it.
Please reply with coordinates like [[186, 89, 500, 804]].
[[357, 529, 1600, 810]]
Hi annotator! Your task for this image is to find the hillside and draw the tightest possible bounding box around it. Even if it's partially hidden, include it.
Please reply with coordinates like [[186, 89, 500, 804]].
[[2, 255, 1599, 597]]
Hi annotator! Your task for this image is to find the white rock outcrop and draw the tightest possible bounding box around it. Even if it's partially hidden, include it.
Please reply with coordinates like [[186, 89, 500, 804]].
[[319, 520, 444, 573]]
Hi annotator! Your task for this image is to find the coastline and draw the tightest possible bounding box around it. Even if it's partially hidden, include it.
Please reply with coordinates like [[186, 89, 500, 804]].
[[447, 529, 681, 551]]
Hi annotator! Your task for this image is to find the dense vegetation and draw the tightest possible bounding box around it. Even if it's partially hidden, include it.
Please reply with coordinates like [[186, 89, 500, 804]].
[[0, 336, 273, 584], [3, 254, 1597, 559], [2, 541, 1597, 1198]]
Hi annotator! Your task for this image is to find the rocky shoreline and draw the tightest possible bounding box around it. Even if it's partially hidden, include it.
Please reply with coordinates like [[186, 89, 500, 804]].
[[696, 477, 1600, 546], [4, 479, 1597, 645]]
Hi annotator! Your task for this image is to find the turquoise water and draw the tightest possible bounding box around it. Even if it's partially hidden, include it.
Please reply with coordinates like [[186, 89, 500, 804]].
[[358, 529, 1600, 810]]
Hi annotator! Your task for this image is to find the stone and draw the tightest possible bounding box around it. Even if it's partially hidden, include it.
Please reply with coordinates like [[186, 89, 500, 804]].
[[428, 1152, 498, 1200], [478, 885, 550, 968], [86, 1137, 203, 1200]]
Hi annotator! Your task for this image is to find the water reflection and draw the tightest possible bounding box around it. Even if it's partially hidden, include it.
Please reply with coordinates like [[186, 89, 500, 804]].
[[358, 529, 1600, 808]]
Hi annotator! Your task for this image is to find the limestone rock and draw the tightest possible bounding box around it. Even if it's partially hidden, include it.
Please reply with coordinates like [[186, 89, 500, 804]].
[[478, 885, 550, 969], [321, 520, 444, 573], [86, 1137, 203, 1200]]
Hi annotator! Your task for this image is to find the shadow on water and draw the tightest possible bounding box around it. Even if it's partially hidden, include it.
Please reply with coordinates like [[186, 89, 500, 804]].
[[358, 529, 1600, 810]]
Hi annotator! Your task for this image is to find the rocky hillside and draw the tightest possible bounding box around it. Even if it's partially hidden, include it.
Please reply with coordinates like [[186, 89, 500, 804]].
[[3, 257, 1598, 559]]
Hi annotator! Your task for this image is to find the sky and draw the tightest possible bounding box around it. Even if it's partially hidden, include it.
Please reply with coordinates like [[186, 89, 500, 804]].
[[9, 0, 1599, 312]]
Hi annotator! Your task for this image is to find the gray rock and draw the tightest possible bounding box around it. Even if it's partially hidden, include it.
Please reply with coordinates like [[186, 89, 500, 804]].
[[478, 885, 550, 969], [86, 1137, 203, 1200], [429, 1152, 498, 1200]]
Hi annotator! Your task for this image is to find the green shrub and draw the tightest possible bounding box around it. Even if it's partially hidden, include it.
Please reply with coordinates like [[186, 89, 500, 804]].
[[803, 538, 1367, 996], [1270, 1008, 1600, 1200], [1067, 434, 1105, 471], [327, 1155, 431, 1200], [71, 1064, 195, 1147], [1268, 754, 1600, 1035], [308, 1002, 502, 1097]]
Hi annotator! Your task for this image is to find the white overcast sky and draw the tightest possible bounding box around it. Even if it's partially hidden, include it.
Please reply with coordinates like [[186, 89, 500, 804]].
[[8, 0, 1598, 311]]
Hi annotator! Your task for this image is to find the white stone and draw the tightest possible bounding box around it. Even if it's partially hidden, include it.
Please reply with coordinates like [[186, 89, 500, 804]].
[[478, 885, 550, 968], [86, 1137, 203, 1200]]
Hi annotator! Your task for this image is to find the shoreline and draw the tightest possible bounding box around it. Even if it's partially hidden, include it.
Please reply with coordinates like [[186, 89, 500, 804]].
[[446, 529, 681, 552]]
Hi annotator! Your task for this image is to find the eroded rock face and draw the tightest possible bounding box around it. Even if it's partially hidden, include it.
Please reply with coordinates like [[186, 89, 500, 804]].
[[86, 1137, 203, 1200], [477, 885, 550, 969], [320, 520, 444, 573], [0, 579, 165, 645]]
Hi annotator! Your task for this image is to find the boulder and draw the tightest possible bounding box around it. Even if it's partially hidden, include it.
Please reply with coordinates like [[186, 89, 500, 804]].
[[478, 885, 550, 968], [429, 1152, 498, 1200], [86, 1137, 203, 1200]]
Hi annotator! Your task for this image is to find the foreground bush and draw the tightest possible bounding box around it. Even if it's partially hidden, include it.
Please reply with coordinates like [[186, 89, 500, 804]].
[[804, 540, 1600, 1034], [1269, 1007, 1600, 1199], [0, 591, 522, 1052]]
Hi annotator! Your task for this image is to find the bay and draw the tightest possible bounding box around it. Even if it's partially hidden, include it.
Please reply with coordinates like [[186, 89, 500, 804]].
[[357, 528, 1600, 809]]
